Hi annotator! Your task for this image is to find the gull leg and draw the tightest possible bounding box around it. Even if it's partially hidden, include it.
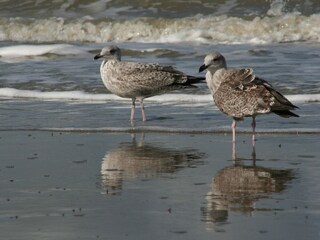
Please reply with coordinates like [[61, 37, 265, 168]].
[[232, 140, 236, 161], [140, 99, 146, 122], [231, 120, 237, 143], [251, 116, 256, 146], [130, 98, 136, 122]]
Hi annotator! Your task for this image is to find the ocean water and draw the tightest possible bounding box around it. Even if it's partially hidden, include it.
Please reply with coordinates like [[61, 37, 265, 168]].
[[0, 0, 319, 133]]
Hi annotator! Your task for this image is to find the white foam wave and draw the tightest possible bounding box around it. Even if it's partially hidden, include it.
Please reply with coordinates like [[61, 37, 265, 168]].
[[0, 88, 122, 102], [1, 14, 320, 44], [287, 94, 320, 103], [0, 44, 86, 57], [0, 88, 319, 104]]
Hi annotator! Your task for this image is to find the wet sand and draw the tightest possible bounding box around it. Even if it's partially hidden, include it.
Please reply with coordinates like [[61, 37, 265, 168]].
[[0, 131, 319, 240]]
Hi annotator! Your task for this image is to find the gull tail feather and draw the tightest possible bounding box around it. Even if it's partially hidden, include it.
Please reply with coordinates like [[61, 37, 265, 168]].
[[272, 110, 299, 118], [185, 76, 206, 85]]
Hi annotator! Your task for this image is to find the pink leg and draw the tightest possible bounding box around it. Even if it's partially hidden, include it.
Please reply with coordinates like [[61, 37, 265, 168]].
[[251, 116, 256, 146], [232, 140, 236, 161], [130, 98, 136, 122], [231, 120, 237, 143], [140, 99, 146, 122]]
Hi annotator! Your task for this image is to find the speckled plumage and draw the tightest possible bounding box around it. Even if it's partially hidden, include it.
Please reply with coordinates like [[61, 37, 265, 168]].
[[95, 45, 203, 122], [100, 60, 197, 99], [199, 51, 299, 144], [208, 68, 297, 119]]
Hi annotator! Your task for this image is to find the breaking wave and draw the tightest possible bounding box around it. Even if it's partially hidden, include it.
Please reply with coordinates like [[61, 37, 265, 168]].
[[0, 44, 87, 57], [1, 14, 320, 44]]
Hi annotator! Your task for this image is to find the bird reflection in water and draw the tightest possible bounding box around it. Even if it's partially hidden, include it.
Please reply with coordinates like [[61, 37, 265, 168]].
[[100, 133, 205, 195], [233, 138, 256, 161], [201, 146, 294, 226]]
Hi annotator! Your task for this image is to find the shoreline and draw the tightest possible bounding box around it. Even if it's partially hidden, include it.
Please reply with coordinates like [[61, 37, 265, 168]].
[[0, 127, 319, 135]]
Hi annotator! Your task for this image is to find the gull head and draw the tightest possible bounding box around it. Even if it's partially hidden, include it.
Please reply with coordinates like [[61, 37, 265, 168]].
[[94, 45, 121, 61], [199, 52, 227, 74]]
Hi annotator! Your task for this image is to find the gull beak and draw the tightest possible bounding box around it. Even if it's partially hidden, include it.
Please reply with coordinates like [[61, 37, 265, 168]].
[[199, 64, 208, 73], [94, 54, 102, 60]]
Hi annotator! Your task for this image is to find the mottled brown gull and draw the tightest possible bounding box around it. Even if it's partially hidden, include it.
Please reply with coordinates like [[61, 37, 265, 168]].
[[199, 51, 299, 143], [94, 45, 204, 122]]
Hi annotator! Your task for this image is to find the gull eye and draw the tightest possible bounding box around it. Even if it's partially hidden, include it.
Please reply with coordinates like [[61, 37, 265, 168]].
[[110, 49, 116, 54], [213, 57, 219, 62]]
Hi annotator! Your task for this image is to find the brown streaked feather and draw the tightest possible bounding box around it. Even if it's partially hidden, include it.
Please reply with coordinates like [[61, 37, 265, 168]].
[[253, 77, 298, 110], [213, 68, 299, 118]]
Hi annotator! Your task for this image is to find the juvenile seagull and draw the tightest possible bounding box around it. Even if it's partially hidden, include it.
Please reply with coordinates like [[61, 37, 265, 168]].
[[94, 45, 204, 122], [199, 52, 299, 143]]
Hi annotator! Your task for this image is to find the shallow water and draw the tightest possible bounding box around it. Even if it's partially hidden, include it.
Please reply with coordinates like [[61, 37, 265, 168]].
[[0, 41, 319, 133]]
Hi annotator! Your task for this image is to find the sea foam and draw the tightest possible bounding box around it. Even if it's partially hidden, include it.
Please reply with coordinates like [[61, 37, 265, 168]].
[[1, 14, 320, 44], [0, 88, 319, 104], [0, 44, 86, 57]]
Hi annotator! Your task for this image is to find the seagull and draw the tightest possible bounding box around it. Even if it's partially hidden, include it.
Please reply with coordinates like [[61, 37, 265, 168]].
[[94, 45, 204, 122], [199, 51, 299, 144]]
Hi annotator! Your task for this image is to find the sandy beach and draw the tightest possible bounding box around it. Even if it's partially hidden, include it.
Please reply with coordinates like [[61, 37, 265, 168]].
[[1, 130, 319, 240]]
